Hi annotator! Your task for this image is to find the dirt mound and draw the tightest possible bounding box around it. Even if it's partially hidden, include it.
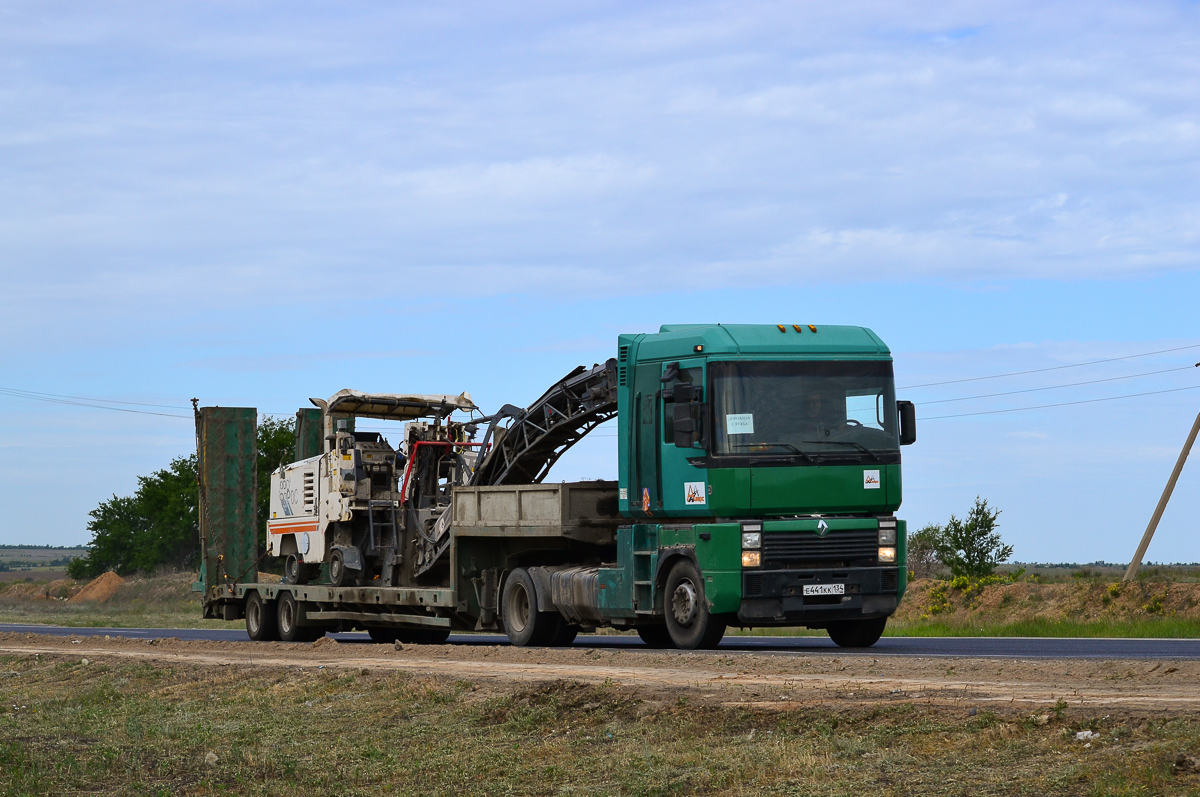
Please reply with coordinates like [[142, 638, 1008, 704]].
[[1, 578, 80, 601], [69, 571, 125, 604]]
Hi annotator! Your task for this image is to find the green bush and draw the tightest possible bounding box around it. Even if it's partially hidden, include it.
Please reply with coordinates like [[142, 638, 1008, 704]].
[[927, 497, 1014, 579]]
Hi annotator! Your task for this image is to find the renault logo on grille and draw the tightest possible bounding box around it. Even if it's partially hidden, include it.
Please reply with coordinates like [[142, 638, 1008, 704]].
[[816, 519, 830, 537]]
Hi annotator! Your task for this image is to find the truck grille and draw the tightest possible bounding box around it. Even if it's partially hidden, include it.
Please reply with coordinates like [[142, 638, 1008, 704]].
[[761, 529, 878, 568]]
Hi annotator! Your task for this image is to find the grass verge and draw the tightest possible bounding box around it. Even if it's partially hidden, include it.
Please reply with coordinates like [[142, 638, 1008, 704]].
[[2, 653, 1199, 795], [886, 616, 1200, 639]]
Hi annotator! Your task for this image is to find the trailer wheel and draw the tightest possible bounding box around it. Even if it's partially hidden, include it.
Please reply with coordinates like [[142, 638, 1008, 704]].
[[277, 592, 321, 642], [663, 559, 726, 650], [398, 628, 452, 645], [367, 627, 398, 643], [502, 568, 557, 647], [826, 617, 887, 648], [636, 624, 672, 649], [245, 591, 278, 642]]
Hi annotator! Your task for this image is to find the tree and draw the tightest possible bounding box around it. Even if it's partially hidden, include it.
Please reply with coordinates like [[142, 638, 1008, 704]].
[[68, 455, 199, 578], [928, 497, 1013, 579], [69, 416, 295, 579], [256, 415, 298, 538], [906, 524, 944, 580]]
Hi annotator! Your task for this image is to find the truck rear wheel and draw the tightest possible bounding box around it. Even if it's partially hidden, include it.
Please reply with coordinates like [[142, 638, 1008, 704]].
[[502, 568, 558, 647], [549, 621, 578, 647], [245, 591, 278, 641], [663, 559, 726, 650], [826, 617, 887, 648]]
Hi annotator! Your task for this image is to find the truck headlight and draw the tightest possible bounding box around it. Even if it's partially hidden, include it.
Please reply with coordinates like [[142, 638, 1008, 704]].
[[741, 551, 761, 568], [741, 532, 761, 549], [877, 546, 897, 563]]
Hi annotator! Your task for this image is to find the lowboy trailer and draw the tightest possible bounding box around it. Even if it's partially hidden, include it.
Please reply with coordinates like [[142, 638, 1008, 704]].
[[197, 324, 916, 649]]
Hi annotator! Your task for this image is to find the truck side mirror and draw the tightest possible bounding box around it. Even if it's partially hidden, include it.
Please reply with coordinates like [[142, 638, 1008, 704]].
[[897, 401, 917, 445]]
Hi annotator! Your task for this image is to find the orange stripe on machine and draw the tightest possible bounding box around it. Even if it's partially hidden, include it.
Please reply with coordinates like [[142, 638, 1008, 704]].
[[268, 518, 319, 535]]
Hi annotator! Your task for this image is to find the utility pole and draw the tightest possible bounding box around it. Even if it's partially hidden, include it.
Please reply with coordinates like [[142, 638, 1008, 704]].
[[1124, 365, 1200, 582]]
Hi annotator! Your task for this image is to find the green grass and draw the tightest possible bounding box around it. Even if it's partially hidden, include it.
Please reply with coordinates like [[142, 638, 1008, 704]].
[[2, 654, 1199, 795]]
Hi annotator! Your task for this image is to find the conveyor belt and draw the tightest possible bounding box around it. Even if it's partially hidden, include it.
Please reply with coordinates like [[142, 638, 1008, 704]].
[[471, 359, 618, 486]]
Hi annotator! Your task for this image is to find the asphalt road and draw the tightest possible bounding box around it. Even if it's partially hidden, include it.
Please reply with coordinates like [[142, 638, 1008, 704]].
[[3, 623, 1199, 659]]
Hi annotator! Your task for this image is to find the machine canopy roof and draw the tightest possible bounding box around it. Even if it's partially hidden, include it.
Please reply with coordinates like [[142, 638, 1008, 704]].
[[313, 389, 477, 421]]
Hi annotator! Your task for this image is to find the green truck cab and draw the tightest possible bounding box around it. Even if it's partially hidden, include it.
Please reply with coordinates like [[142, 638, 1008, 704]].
[[610, 324, 916, 648]]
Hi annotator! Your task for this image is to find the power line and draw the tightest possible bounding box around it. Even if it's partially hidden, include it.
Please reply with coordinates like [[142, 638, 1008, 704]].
[[922, 384, 1200, 420], [900, 343, 1200, 390], [0, 388, 191, 418], [921, 365, 1198, 406], [0, 386, 188, 410]]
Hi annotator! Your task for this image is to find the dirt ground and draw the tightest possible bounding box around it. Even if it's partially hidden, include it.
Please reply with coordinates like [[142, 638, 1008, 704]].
[[2, 631, 1197, 718]]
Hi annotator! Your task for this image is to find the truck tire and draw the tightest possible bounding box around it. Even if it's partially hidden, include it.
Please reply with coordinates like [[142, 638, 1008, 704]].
[[826, 617, 887, 648], [245, 591, 278, 642], [277, 592, 323, 642], [549, 621, 579, 647], [502, 568, 558, 647], [636, 624, 672, 649], [663, 559, 726, 650]]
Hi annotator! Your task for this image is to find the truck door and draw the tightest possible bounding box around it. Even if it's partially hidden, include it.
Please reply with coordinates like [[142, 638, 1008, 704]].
[[633, 363, 662, 514], [660, 358, 707, 515]]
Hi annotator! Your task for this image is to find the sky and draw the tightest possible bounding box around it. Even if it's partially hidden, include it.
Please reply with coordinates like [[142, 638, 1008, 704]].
[[1, 1, 1198, 563]]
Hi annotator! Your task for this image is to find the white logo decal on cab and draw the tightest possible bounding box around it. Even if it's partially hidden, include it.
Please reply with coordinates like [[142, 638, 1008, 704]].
[[684, 481, 707, 505], [863, 470, 881, 489]]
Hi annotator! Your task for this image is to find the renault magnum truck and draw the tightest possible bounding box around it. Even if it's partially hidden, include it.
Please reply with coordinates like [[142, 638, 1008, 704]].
[[196, 323, 916, 649]]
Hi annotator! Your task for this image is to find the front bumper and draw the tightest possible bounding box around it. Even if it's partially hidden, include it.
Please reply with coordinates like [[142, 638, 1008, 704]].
[[737, 566, 899, 626]]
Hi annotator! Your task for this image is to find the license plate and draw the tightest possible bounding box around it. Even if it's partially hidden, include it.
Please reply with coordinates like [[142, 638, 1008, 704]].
[[803, 583, 845, 596]]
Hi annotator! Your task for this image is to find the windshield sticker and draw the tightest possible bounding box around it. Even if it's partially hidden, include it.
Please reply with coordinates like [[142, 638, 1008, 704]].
[[684, 482, 706, 505], [725, 413, 754, 435], [863, 470, 881, 489]]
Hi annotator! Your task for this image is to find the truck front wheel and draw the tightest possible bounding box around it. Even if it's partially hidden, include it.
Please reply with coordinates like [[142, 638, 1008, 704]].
[[245, 591, 278, 642], [663, 559, 726, 650], [826, 617, 887, 648], [502, 568, 558, 647]]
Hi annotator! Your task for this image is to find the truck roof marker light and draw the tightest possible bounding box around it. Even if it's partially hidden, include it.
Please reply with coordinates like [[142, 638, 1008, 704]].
[[808, 325, 817, 332], [792, 325, 803, 333], [777, 324, 786, 332], [693, 345, 704, 352]]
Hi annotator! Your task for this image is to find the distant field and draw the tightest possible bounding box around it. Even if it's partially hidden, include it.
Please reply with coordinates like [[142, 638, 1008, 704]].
[[0, 545, 85, 583], [0, 570, 68, 583]]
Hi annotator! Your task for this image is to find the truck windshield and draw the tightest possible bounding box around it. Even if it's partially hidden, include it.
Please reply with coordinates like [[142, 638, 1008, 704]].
[[710, 360, 899, 464]]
